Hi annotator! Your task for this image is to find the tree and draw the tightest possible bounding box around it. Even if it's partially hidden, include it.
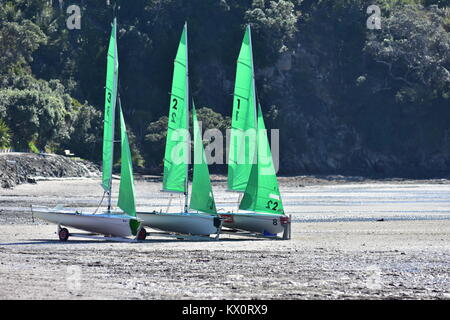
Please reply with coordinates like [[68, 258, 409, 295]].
[[245, 0, 299, 65], [0, 119, 11, 149], [0, 20, 47, 75], [67, 102, 103, 161], [365, 4, 450, 102], [0, 76, 74, 151], [361, 3, 450, 159]]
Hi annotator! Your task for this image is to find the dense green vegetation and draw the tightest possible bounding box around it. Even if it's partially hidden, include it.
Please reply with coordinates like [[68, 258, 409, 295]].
[[0, 0, 449, 177]]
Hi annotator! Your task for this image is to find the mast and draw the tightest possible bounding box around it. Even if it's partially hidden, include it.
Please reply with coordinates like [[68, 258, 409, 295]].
[[227, 25, 258, 192], [108, 17, 118, 212], [100, 17, 119, 212], [247, 24, 258, 141], [184, 21, 189, 213], [236, 25, 258, 212], [238, 28, 285, 215], [162, 24, 188, 194]]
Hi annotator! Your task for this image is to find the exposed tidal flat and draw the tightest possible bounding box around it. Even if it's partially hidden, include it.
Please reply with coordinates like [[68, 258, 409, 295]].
[[0, 176, 449, 299]]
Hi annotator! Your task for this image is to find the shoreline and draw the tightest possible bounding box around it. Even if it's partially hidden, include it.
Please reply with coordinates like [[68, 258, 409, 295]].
[[140, 173, 450, 186], [2, 152, 450, 190]]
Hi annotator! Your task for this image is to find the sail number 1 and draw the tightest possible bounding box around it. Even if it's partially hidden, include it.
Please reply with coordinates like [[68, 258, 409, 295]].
[[235, 98, 241, 121]]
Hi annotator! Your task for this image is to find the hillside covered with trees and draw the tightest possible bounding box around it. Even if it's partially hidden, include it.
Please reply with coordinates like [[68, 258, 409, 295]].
[[0, 0, 449, 177]]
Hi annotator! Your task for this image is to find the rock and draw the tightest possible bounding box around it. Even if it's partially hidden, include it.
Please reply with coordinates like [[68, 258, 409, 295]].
[[27, 177, 37, 184], [0, 153, 100, 189]]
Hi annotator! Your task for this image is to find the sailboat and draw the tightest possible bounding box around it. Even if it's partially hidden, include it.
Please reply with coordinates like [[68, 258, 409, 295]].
[[33, 18, 146, 241], [220, 25, 290, 238], [137, 23, 222, 237]]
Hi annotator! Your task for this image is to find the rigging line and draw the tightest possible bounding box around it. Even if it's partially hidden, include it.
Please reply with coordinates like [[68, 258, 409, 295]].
[[236, 191, 242, 213], [166, 193, 173, 213], [94, 190, 108, 214], [184, 22, 190, 213]]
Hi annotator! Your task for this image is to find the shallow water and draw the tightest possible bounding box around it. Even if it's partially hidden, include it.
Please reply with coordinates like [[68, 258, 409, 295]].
[[2, 179, 450, 223]]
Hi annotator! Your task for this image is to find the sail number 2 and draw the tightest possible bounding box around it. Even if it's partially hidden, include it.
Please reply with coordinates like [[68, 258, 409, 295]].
[[170, 98, 178, 123]]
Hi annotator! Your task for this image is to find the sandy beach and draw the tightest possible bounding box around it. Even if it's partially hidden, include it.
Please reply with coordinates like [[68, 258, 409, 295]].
[[0, 177, 449, 299]]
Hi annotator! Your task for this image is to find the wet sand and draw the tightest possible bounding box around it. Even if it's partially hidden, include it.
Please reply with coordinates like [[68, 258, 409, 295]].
[[0, 177, 449, 299]]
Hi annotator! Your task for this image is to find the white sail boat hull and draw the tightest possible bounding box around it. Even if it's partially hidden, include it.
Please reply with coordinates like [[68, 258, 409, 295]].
[[219, 212, 286, 235], [33, 207, 136, 238], [137, 211, 219, 236]]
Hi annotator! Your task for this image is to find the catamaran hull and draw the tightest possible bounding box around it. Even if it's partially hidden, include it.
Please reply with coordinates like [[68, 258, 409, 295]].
[[33, 207, 136, 238], [137, 212, 219, 236], [219, 213, 287, 235]]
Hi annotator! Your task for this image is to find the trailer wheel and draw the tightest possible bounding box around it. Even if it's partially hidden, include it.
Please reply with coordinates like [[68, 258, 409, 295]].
[[137, 227, 147, 241], [58, 228, 69, 241]]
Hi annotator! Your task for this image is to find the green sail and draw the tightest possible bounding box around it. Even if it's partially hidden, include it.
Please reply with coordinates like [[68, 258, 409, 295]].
[[228, 25, 257, 191], [163, 23, 188, 193], [101, 18, 118, 192], [117, 102, 136, 217], [189, 103, 217, 215], [239, 103, 284, 215]]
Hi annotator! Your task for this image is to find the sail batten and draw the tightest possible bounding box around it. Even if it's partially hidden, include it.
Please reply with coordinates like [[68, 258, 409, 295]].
[[233, 93, 251, 100], [169, 93, 185, 101], [175, 61, 187, 67]]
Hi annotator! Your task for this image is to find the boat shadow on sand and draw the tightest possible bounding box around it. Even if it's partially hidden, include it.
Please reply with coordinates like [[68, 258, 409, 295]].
[[0, 237, 268, 246]]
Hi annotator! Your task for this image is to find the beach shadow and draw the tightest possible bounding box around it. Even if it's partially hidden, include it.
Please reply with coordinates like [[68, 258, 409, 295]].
[[136, 237, 267, 243], [0, 235, 278, 246], [0, 238, 108, 246], [0, 239, 69, 246]]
